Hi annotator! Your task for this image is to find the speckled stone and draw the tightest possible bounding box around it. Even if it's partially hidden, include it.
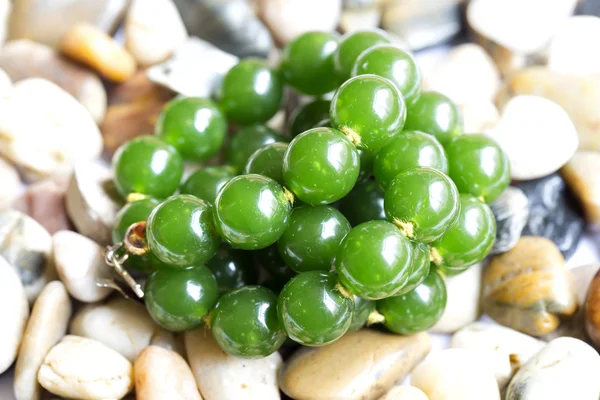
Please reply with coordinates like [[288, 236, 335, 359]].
[[490, 186, 529, 254]]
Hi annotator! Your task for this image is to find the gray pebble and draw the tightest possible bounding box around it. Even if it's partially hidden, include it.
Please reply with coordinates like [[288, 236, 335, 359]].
[[490, 186, 529, 254]]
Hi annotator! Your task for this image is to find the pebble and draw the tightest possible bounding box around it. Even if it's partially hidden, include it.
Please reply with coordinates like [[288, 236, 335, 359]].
[[0, 0, 9, 45], [38, 335, 133, 400], [487, 95, 578, 180], [339, 7, 382, 33], [12, 178, 71, 234], [61, 23, 137, 83], [379, 386, 429, 400], [482, 236, 577, 336], [280, 330, 432, 400], [459, 100, 499, 133], [0, 157, 20, 209], [134, 345, 202, 400], [411, 348, 500, 400], [184, 328, 282, 400], [65, 161, 123, 246], [0, 78, 103, 180], [0, 40, 107, 123], [490, 186, 529, 254], [505, 337, 600, 400], [585, 270, 600, 348], [516, 173, 585, 259], [547, 16, 600, 76], [431, 263, 482, 334], [450, 322, 546, 388], [0, 256, 29, 375], [561, 151, 600, 229], [14, 281, 71, 400]]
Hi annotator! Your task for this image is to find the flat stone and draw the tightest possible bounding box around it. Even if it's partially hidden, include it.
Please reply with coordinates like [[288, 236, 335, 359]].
[[482, 236, 577, 336], [0, 256, 29, 375], [339, 7, 382, 33], [280, 330, 432, 400], [38, 335, 133, 400], [547, 16, 600, 76], [14, 281, 71, 400], [379, 386, 429, 400], [490, 186, 529, 254], [505, 337, 600, 400], [585, 270, 600, 348], [12, 178, 71, 234], [184, 328, 282, 400], [459, 101, 499, 133], [0, 157, 20, 209], [561, 151, 600, 228]]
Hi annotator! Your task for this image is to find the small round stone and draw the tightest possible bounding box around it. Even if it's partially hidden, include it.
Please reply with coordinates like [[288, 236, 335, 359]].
[[333, 29, 391, 81], [404, 91, 462, 145], [339, 180, 386, 226], [225, 124, 287, 173], [244, 142, 288, 184], [180, 166, 237, 204]]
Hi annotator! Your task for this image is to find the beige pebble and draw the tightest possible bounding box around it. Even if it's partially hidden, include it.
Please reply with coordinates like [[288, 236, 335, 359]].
[[459, 101, 499, 133], [0, 157, 20, 209], [561, 151, 600, 228], [547, 16, 600, 76], [379, 385, 429, 400]]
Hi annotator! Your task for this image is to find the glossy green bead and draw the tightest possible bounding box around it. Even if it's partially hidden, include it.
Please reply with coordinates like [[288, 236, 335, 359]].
[[404, 91, 462, 145], [220, 58, 283, 125], [352, 45, 421, 106], [214, 174, 292, 250], [278, 271, 354, 346], [334, 29, 391, 81], [147, 195, 220, 266], [281, 31, 340, 95], [431, 194, 496, 275], [225, 124, 287, 173], [330, 74, 406, 155], [338, 180, 386, 227], [357, 149, 375, 182], [384, 167, 460, 243], [445, 134, 510, 203], [348, 296, 375, 332], [244, 142, 288, 184], [180, 166, 237, 204], [112, 136, 183, 199], [282, 127, 360, 206], [277, 205, 351, 273], [207, 244, 258, 294], [145, 266, 219, 331], [155, 97, 226, 162], [376, 268, 447, 335], [289, 100, 331, 137], [211, 286, 285, 358], [336, 220, 413, 300], [374, 130, 448, 190], [395, 242, 431, 296]]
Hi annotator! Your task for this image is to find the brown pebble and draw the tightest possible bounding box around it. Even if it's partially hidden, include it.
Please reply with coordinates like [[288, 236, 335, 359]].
[[585, 270, 600, 348], [12, 179, 72, 234], [561, 151, 600, 229]]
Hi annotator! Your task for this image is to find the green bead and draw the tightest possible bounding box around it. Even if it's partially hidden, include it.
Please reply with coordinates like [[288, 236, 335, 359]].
[[376, 268, 447, 335], [155, 97, 226, 162], [277, 205, 351, 273], [384, 167, 460, 243], [431, 194, 496, 275], [336, 220, 413, 300], [145, 266, 219, 331], [282, 127, 360, 206], [404, 91, 462, 145], [334, 29, 391, 81], [357, 149, 374, 182], [281, 31, 340, 95], [348, 296, 375, 332], [352, 45, 421, 106], [278, 271, 354, 346], [445, 134, 510, 203], [180, 166, 237, 204], [225, 124, 287, 173], [374, 130, 448, 190], [395, 242, 431, 296], [112, 136, 183, 199], [338, 181, 386, 226], [289, 100, 331, 137], [330, 74, 406, 155], [207, 244, 258, 294], [220, 58, 283, 125], [214, 174, 292, 250], [254, 244, 296, 282], [211, 286, 285, 358], [244, 142, 288, 184], [147, 195, 220, 266]]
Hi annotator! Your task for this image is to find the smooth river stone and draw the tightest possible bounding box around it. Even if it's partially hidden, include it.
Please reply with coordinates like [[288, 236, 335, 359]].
[[547, 16, 600, 76], [585, 270, 600, 348], [460, 100, 500, 133], [490, 186, 529, 254], [379, 386, 429, 400], [505, 337, 600, 400], [12, 179, 72, 234], [280, 330, 432, 400], [561, 151, 600, 229], [482, 236, 577, 336]]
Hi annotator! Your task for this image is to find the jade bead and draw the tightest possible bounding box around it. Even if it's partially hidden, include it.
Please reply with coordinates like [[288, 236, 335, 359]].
[[180, 165, 237, 204], [155, 97, 226, 162], [334, 29, 391, 81], [330, 74, 406, 155], [277, 205, 351, 273], [220, 58, 283, 125], [147, 195, 220, 266], [282, 127, 360, 206], [244, 142, 288, 184], [445, 134, 510, 203], [211, 286, 286, 358], [281, 31, 340, 96], [395, 242, 431, 296], [145, 266, 219, 331], [336, 220, 413, 300], [207, 244, 258, 294], [289, 100, 331, 137], [254, 244, 296, 282], [404, 91, 462, 145], [431, 194, 496, 275], [348, 296, 375, 332], [225, 124, 287, 173], [376, 268, 447, 335], [357, 149, 375, 182], [214, 174, 292, 250], [374, 130, 448, 190], [112, 136, 183, 199], [338, 181, 386, 227], [278, 271, 354, 346], [384, 167, 460, 243], [352, 44, 421, 106]]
